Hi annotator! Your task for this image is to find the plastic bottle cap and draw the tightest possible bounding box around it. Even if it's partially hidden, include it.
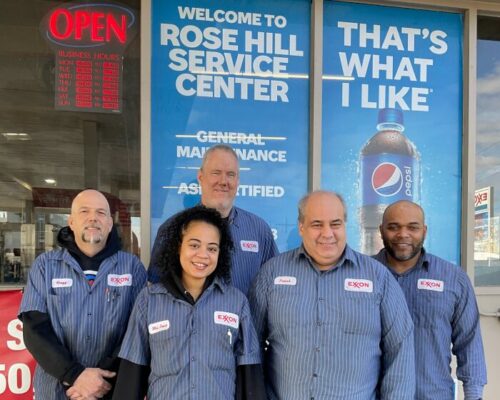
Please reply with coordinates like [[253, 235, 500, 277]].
[[376, 108, 404, 131]]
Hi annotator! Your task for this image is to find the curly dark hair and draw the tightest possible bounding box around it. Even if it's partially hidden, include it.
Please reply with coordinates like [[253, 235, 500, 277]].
[[158, 206, 233, 287]]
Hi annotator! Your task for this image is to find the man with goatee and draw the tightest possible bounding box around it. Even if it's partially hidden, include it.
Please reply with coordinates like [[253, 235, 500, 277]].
[[19, 189, 147, 400]]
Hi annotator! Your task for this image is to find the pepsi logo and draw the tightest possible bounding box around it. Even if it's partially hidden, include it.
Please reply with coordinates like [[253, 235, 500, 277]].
[[371, 163, 403, 197]]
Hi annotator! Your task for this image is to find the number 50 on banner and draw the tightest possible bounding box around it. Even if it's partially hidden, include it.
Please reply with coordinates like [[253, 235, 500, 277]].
[[0, 291, 35, 399]]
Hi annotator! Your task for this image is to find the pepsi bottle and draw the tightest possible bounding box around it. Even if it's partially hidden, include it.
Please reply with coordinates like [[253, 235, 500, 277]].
[[359, 108, 420, 255]]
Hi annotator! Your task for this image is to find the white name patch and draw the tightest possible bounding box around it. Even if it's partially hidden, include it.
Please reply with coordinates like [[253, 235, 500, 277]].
[[274, 276, 297, 286], [344, 278, 373, 293], [240, 240, 259, 253], [107, 274, 132, 287], [52, 278, 73, 288], [214, 311, 239, 329], [148, 320, 170, 334], [417, 279, 444, 292]]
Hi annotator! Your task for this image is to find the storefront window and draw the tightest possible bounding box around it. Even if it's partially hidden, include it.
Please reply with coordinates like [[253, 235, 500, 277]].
[[475, 15, 500, 286], [0, 0, 140, 285]]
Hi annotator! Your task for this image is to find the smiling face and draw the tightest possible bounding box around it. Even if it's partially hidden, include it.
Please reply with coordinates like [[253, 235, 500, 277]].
[[197, 149, 239, 218], [68, 189, 113, 257], [179, 220, 220, 289], [299, 192, 347, 270], [379, 201, 427, 271]]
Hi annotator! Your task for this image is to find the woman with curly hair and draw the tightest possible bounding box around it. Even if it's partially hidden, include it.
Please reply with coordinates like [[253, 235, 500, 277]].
[[112, 206, 265, 399]]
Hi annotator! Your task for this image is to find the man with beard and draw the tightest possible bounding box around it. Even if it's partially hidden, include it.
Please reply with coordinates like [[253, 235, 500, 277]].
[[19, 189, 147, 400], [374, 200, 487, 400]]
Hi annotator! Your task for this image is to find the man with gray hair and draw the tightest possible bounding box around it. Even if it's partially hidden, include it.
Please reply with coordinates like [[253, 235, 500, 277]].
[[249, 190, 415, 399], [149, 144, 278, 295]]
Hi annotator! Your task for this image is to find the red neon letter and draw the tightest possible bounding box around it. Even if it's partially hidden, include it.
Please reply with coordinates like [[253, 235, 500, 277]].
[[75, 11, 91, 40], [107, 14, 127, 44], [49, 9, 73, 40], [91, 12, 105, 42]]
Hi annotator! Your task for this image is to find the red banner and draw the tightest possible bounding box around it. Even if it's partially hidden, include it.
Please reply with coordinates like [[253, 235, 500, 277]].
[[0, 290, 35, 399]]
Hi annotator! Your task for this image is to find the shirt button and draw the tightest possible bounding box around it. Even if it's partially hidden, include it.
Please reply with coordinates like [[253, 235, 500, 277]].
[[315, 347, 320, 352], [191, 357, 196, 361], [313, 373, 318, 378], [191, 384, 196, 389], [317, 321, 322, 326], [319, 297, 325, 301], [192, 329, 197, 335]]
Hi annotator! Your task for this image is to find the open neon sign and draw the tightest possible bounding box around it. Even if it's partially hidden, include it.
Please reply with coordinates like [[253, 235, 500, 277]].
[[42, 2, 137, 50], [41, 2, 137, 113]]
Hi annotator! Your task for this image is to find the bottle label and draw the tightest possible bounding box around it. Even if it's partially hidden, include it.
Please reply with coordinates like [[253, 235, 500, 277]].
[[361, 154, 418, 205]]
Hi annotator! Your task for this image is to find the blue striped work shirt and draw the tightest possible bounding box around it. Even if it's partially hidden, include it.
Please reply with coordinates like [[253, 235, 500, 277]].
[[149, 206, 278, 295], [118, 278, 261, 400], [248, 245, 415, 400], [19, 249, 147, 400], [373, 249, 487, 400]]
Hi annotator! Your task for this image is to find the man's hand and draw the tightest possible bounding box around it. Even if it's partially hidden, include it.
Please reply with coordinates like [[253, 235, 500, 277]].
[[65, 368, 116, 399]]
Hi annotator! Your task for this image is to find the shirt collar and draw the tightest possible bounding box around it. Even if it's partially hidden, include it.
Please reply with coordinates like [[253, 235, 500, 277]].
[[150, 274, 226, 298], [342, 245, 358, 265], [377, 247, 429, 274], [198, 202, 237, 226], [415, 247, 430, 270], [296, 244, 353, 272], [227, 206, 237, 226]]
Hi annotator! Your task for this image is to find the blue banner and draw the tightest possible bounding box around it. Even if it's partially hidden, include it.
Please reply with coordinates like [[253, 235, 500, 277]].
[[322, 2, 463, 263], [151, 0, 310, 251]]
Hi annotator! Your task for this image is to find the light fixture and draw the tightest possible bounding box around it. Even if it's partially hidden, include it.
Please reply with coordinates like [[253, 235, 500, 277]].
[[44, 178, 57, 185], [2, 132, 32, 141]]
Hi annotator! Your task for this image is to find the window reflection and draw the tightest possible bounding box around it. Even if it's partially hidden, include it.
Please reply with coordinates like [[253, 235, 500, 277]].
[[0, 0, 140, 286], [475, 16, 500, 286]]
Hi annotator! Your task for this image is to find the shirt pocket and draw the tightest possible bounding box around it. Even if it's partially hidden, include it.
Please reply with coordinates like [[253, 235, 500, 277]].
[[413, 291, 450, 329], [48, 290, 74, 328], [208, 324, 237, 371], [268, 287, 309, 328], [104, 286, 134, 324], [149, 326, 185, 376], [338, 293, 381, 336]]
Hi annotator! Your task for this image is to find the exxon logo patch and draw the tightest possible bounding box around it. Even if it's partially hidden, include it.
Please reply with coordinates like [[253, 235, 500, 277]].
[[344, 278, 373, 293], [417, 279, 444, 292], [107, 273, 132, 287], [214, 311, 239, 329], [240, 240, 259, 253]]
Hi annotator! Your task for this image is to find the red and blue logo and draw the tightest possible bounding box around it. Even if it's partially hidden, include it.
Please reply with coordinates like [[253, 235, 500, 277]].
[[371, 162, 403, 197]]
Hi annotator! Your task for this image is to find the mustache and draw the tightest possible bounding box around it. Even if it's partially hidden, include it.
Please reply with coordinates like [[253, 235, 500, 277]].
[[84, 225, 101, 231]]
